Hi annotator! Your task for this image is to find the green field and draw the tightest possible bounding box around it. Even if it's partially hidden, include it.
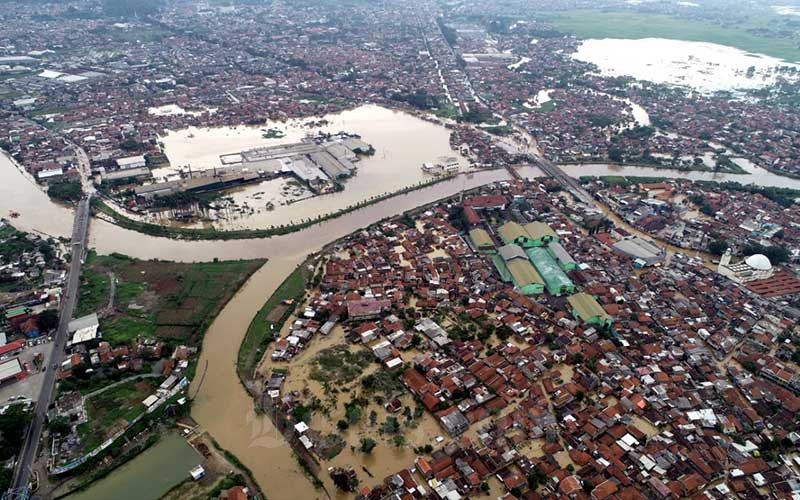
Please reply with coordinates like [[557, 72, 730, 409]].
[[547, 10, 800, 62], [77, 252, 265, 346], [77, 379, 156, 452]]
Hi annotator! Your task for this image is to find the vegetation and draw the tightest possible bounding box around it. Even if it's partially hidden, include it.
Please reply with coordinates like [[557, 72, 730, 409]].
[[359, 437, 377, 454], [0, 403, 33, 491], [694, 181, 800, 209], [47, 180, 82, 203], [707, 239, 729, 256], [546, 9, 800, 62], [309, 345, 373, 384], [360, 370, 405, 395], [76, 378, 156, 452], [238, 261, 312, 379], [742, 242, 790, 264], [76, 252, 264, 346]]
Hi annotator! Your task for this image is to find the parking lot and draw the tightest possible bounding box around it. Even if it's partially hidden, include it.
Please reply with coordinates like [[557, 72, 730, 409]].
[[0, 338, 53, 406]]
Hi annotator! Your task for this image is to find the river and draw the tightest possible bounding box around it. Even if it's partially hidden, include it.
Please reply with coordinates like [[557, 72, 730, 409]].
[[66, 433, 201, 500]]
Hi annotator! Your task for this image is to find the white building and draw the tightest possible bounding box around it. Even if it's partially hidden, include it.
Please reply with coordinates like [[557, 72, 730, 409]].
[[717, 250, 774, 284], [116, 155, 146, 170]]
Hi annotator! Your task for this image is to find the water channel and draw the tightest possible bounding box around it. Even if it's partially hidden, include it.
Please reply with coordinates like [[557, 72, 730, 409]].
[[66, 432, 201, 500]]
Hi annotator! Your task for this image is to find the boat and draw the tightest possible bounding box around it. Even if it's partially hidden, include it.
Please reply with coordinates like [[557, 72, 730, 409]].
[[9, 211, 19, 218]]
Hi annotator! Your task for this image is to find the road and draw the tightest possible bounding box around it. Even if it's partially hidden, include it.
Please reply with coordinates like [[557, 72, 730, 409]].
[[10, 195, 92, 492]]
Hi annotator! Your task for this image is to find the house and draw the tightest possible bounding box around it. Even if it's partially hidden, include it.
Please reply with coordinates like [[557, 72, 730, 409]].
[[346, 299, 390, 321]]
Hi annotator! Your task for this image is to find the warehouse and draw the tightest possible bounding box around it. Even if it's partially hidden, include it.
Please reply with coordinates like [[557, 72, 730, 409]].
[[547, 241, 576, 270], [612, 237, 666, 266], [0, 358, 26, 385], [493, 244, 544, 295], [567, 292, 611, 327], [523, 221, 558, 246], [468, 228, 495, 253], [116, 155, 147, 170], [525, 247, 575, 296], [497, 221, 534, 247]]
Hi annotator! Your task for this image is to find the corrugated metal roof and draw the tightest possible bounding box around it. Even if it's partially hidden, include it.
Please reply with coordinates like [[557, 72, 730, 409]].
[[497, 221, 528, 244], [469, 228, 493, 248], [567, 292, 609, 322], [526, 247, 574, 294], [524, 221, 557, 241]]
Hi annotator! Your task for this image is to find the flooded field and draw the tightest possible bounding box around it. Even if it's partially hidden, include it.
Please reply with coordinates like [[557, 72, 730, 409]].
[[152, 105, 469, 230], [573, 38, 800, 92], [66, 433, 201, 500]]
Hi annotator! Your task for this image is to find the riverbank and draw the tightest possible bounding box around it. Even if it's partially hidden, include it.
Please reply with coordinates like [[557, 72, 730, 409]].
[[561, 158, 748, 175], [238, 260, 314, 381], [92, 174, 458, 240]]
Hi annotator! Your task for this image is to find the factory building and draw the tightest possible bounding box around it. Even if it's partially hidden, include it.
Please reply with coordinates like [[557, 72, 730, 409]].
[[492, 244, 544, 295], [525, 247, 576, 296], [611, 237, 666, 267], [567, 292, 611, 327]]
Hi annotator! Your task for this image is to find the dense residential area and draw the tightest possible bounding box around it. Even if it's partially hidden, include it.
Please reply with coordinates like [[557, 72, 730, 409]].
[[242, 176, 800, 499]]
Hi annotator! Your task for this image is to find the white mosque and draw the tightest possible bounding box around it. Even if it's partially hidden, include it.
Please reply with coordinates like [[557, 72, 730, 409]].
[[717, 249, 774, 284]]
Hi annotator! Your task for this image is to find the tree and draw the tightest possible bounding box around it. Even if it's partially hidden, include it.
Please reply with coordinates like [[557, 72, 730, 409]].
[[392, 435, 406, 447], [38, 309, 60, 332], [359, 438, 376, 454], [0, 404, 32, 461], [345, 405, 361, 425], [707, 239, 729, 256], [608, 147, 624, 163], [48, 415, 71, 435], [47, 181, 82, 203]]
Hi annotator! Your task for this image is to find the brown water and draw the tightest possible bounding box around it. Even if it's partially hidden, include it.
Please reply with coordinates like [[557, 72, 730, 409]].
[[156, 105, 469, 231], [5, 120, 800, 498]]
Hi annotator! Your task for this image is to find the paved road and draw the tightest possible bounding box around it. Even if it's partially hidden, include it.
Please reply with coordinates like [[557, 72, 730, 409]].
[[10, 195, 92, 492]]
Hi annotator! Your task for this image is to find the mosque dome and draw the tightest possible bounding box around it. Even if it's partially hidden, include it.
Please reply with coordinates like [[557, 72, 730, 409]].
[[745, 254, 772, 271]]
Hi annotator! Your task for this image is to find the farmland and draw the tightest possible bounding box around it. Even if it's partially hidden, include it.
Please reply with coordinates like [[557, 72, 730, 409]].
[[77, 253, 265, 346], [546, 9, 800, 62]]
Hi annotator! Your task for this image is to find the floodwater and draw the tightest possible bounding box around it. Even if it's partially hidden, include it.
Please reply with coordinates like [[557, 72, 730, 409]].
[[573, 38, 800, 92], [154, 105, 467, 230], [0, 149, 509, 262], [0, 151, 74, 238], [148, 104, 214, 117], [551, 162, 800, 190], [4, 109, 800, 498], [66, 433, 201, 500], [507, 56, 531, 70], [3, 147, 800, 265]]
